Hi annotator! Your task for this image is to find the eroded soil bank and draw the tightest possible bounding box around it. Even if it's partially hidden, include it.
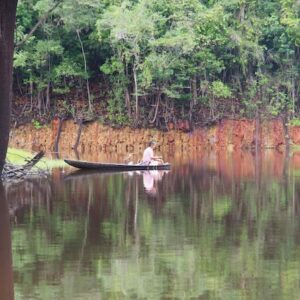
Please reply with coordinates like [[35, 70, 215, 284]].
[[8, 118, 300, 155]]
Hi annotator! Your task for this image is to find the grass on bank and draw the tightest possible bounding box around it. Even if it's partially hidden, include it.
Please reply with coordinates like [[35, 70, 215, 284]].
[[6, 148, 66, 169]]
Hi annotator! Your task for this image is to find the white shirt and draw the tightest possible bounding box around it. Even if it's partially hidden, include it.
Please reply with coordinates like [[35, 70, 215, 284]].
[[142, 146, 154, 163]]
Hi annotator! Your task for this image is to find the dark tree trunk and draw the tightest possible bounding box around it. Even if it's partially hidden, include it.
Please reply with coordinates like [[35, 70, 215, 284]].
[[125, 87, 131, 117], [54, 117, 64, 154], [72, 119, 83, 151], [0, 183, 14, 300], [0, 0, 18, 175], [46, 82, 50, 111]]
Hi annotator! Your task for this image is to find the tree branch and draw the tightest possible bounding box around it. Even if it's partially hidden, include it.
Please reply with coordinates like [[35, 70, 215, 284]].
[[15, 1, 61, 50]]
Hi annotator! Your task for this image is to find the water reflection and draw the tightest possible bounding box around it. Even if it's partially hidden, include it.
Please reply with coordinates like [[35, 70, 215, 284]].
[[6, 150, 300, 299], [0, 183, 14, 300], [141, 170, 167, 196]]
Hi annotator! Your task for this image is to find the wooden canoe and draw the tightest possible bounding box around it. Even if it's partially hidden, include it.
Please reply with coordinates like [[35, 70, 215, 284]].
[[64, 159, 171, 171]]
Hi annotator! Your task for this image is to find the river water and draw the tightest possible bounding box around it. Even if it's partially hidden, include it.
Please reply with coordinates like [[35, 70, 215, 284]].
[[4, 150, 300, 299]]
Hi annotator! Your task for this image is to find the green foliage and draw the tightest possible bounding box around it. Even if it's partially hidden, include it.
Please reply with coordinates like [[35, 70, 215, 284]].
[[100, 57, 123, 75], [13, 0, 300, 124], [289, 118, 300, 126], [107, 86, 129, 125], [6, 147, 66, 168], [32, 119, 43, 129], [280, 0, 300, 45], [268, 90, 292, 116], [62, 100, 75, 117], [211, 81, 232, 98]]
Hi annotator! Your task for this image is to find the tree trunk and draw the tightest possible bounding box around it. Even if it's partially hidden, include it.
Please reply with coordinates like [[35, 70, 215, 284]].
[[124, 62, 131, 117], [189, 76, 197, 122], [133, 65, 138, 122], [191, 76, 197, 105], [291, 76, 295, 118], [0, 0, 18, 175], [72, 118, 83, 151], [37, 89, 43, 116], [239, 3, 245, 22], [125, 87, 131, 117], [54, 117, 64, 154], [46, 82, 50, 111], [149, 92, 160, 124], [29, 77, 33, 111], [282, 113, 290, 153], [76, 29, 92, 113]]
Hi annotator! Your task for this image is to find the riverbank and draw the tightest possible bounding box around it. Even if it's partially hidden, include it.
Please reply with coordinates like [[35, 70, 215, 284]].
[[9, 118, 300, 155]]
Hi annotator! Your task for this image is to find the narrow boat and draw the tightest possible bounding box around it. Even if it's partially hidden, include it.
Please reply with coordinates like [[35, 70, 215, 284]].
[[64, 159, 171, 171]]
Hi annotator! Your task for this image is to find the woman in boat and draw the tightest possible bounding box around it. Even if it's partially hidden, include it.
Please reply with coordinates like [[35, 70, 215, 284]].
[[141, 141, 164, 165]]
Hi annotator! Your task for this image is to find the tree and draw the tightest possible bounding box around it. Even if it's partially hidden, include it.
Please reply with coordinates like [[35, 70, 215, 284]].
[[10, 0, 300, 128], [97, 0, 157, 122], [59, 0, 102, 114], [280, 0, 300, 46], [0, 0, 18, 175]]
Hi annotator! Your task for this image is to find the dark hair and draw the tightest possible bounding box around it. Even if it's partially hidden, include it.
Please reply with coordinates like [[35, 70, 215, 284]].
[[149, 140, 156, 147]]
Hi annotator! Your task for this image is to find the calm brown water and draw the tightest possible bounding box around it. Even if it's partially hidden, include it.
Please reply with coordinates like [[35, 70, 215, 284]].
[[3, 150, 300, 299]]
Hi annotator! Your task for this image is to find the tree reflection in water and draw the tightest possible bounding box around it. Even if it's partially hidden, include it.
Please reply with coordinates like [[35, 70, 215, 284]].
[[0, 182, 14, 300], [5, 150, 300, 299]]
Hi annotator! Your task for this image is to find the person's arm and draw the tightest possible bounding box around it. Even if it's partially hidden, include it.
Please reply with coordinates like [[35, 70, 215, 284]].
[[152, 155, 162, 160], [151, 155, 164, 163]]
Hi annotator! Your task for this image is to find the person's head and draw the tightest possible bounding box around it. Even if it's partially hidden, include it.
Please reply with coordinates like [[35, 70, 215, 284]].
[[149, 140, 157, 148]]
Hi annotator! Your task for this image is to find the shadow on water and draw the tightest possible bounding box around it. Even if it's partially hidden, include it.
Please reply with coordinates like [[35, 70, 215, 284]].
[[5, 149, 300, 299]]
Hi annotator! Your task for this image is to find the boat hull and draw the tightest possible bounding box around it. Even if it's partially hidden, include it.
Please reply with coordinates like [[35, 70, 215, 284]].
[[64, 159, 171, 171]]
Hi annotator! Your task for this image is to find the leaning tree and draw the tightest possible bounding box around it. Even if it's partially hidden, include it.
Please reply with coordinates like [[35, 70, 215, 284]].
[[0, 0, 18, 175]]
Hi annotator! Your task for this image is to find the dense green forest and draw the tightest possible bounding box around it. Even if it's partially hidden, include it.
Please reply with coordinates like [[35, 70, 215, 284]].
[[13, 0, 300, 128]]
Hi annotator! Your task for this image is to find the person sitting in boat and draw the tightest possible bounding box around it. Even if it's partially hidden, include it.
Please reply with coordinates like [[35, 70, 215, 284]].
[[141, 141, 164, 165]]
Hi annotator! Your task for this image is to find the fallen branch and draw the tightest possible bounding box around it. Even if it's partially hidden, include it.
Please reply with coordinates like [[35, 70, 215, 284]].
[[24, 150, 45, 168], [2, 151, 46, 179]]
